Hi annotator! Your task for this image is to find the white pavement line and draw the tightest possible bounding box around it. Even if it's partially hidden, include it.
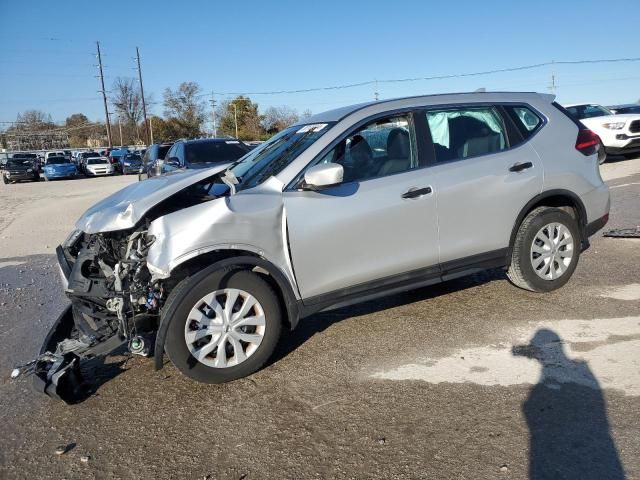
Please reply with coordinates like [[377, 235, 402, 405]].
[[599, 284, 640, 301], [0, 261, 25, 269], [610, 182, 640, 189], [371, 316, 640, 396]]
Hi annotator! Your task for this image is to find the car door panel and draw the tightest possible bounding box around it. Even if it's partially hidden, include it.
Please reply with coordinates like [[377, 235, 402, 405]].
[[284, 169, 439, 299], [433, 142, 542, 263]]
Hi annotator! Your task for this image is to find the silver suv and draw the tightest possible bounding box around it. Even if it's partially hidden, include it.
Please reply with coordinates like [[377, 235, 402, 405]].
[[30, 92, 610, 401]]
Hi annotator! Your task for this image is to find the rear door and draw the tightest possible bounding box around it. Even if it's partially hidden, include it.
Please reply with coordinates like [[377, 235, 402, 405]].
[[422, 104, 544, 267], [284, 112, 440, 300]]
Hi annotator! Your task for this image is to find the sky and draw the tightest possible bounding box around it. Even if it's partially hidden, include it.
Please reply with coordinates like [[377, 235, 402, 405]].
[[1, 0, 639, 127]]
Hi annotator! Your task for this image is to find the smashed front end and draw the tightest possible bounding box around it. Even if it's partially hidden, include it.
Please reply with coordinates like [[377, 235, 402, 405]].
[[19, 164, 233, 403], [32, 227, 162, 402]]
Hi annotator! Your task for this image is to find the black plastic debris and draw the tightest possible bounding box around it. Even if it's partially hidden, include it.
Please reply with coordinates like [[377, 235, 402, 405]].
[[603, 227, 640, 238]]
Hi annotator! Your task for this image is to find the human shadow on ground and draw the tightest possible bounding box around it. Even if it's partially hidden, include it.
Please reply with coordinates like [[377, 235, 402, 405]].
[[513, 329, 625, 480]]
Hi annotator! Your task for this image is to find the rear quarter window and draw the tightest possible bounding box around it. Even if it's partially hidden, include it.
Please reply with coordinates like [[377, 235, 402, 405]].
[[503, 105, 544, 140]]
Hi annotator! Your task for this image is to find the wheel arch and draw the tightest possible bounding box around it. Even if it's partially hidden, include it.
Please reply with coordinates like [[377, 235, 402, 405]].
[[154, 252, 300, 371], [507, 189, 588, 263]]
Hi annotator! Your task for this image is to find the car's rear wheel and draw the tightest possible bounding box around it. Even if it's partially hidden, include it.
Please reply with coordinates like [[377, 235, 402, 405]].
[[164, 267, 282, 384], [507, 207, 580, 292]]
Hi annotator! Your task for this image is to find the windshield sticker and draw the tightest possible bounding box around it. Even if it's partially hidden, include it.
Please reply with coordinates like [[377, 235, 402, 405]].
[[225, 140, 240, 144], [296, 123, 328, 134]]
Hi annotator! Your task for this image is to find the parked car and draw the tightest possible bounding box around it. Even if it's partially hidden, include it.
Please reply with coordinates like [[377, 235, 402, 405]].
[[83, 156, 113, 176], [158, 138, 250, 175], [563, 103, 640, 162], [42, 156, 78, 181], [2, 157, 39, 183], [108, 148, 129, 170], [607, 104, 640, 115], [44, 151, 66, 163], [142, 142, 174, 177], [29, 92, 610, 402], [119, 152, 143, 174], [76, 151, 101, 173]]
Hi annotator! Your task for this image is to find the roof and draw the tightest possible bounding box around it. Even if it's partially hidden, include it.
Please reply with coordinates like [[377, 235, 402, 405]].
[[300, 91, 555, 125]]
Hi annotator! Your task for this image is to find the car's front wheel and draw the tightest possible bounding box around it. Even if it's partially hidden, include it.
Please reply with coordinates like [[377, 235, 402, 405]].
[[163, 267, 283, 384], [507, 207, 580, 292]]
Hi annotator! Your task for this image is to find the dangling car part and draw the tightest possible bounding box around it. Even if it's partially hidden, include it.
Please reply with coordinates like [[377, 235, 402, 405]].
[[603, 226, 640, 238]]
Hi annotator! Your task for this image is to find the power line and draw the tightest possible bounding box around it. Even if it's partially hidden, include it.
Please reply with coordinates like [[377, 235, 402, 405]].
[[197, 57, 640, 96]]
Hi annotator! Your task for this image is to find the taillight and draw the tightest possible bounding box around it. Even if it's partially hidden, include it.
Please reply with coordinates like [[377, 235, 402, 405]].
[[575, 129, 600, 156]]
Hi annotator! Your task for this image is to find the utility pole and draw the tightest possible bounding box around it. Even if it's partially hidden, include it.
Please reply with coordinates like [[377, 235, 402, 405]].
[[135, 47, 149, 145], [209, 92, 217, 138], [549, 59, 558, 95], [96, 41, 112, 148], [149, 116, 154, 144], [233, 102, 238, 139], [118, 117, 123, 145]]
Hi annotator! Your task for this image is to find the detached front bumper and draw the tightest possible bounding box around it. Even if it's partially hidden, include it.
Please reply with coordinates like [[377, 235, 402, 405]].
[[32, 306, 87, 403]]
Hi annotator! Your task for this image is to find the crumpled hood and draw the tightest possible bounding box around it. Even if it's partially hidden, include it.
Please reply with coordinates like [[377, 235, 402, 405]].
[[76, 163, 230, 234]]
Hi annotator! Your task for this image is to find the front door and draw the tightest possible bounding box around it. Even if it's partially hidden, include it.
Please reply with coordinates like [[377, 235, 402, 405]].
[[284, 112, 440, 300]]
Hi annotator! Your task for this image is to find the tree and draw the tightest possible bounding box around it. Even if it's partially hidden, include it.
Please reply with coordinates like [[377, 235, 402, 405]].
[[149, 115, 183, 142], [261, 105, 299, 134], [15, 110, 55, 130], [216, 96, 263, 140], [111, 77, 143, 124], [163, 82, 206, 138]]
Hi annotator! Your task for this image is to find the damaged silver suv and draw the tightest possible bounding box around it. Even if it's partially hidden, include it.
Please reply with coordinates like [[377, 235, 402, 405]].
[[27, 92, 610, 402]]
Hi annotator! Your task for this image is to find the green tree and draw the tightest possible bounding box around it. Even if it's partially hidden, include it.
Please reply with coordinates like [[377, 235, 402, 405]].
[[163, 82, 206, 138], [217, 96, 263, 140], [150, 116, 183, 142]]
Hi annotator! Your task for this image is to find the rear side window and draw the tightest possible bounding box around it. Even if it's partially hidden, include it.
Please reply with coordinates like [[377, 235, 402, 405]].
[[503, 105, 543, 139], [425, 107, 507, 162]]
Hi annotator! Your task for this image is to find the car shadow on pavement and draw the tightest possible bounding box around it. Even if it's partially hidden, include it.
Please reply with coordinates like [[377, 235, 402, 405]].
[[271, 268, 504, 365], [73, 346, 128, 403], [513, 329, 625, 479]]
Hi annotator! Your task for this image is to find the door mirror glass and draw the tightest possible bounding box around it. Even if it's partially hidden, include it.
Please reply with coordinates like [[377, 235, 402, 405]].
[[304, 163, 344, 189], [166, 157, 180, 167]]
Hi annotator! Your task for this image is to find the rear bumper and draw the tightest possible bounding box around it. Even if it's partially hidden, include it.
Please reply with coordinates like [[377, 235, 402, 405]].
[[45, 171, 77, 179]]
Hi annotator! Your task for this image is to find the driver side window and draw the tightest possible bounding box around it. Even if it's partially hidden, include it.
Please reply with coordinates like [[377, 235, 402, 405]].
[[317, 114, 418, 183]]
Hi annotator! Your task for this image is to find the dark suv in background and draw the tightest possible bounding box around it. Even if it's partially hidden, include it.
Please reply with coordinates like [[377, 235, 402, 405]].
[[142, 142, 174, 177], [158, 138, 249, 175]]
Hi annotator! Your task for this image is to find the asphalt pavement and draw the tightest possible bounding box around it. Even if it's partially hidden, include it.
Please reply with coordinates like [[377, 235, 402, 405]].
[[0, 158, 639, 479]]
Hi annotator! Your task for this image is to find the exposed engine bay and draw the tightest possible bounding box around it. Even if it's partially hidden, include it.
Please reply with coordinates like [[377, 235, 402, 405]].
[[20, 170, 232, 403]]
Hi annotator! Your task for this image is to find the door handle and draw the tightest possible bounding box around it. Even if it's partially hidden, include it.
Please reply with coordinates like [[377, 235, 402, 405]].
[[402, 186, 432, 199], [509, 161, 533, 172]]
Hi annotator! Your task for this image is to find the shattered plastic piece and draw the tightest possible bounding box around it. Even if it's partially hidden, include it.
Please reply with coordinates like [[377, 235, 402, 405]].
[[10, 368, 20, 379], [603, 226, 640, 238]]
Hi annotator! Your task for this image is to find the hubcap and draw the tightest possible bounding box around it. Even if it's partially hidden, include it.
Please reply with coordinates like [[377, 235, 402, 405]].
[[530, 222, 574, 280], [184, 288, 265, 368]]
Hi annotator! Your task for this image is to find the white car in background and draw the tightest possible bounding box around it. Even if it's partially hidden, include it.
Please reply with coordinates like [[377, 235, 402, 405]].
[[83, 156, 113, 176], [563, 103, 640, 163]]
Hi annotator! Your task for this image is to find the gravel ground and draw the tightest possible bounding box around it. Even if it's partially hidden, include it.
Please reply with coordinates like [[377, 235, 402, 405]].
[[0, 159, 639, 479]]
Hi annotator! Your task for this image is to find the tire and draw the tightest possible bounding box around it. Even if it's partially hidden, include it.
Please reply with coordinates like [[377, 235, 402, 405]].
[[163, 267, 282, 384], [2, 175, 8, 184], [507, 207, 581, 292]]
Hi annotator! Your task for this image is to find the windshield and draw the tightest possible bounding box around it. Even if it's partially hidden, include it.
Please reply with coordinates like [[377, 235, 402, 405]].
[[7, 159, 32, 168], [87, 158, 109, 165], [566, 104, 612, 120], [228, 123, 333, 191], [124, 154, 141, 162], [46, 157, 70, 165]]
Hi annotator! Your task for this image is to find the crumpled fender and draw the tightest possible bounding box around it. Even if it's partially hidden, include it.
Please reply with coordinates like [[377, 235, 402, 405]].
[[76, 164, 231, 234]]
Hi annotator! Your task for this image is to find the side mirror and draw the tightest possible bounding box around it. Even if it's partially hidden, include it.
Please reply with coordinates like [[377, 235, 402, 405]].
[[166, 157, 180, 167], [303, 163, 344, 189]]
